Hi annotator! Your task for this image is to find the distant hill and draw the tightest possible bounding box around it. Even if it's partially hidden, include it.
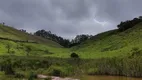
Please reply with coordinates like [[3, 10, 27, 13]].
[[0, 24, 69, 56], [0, 24, 62, 47], [72, 22, 142, 58]]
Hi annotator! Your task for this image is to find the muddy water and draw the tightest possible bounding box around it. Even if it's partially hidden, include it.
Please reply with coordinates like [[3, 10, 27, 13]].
[[80, 75, 142, 80]]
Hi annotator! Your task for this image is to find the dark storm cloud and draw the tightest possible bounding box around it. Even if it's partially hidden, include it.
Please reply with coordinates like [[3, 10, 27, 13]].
[[0, 0, 142, 39]]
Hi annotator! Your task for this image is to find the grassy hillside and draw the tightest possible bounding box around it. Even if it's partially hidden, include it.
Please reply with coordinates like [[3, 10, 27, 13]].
[[0, 24, 69, 57], [0, 24, 62, 47], [0, 23, 141, 79], [72, 22, 142, 58], [1, 22, 142, 58]]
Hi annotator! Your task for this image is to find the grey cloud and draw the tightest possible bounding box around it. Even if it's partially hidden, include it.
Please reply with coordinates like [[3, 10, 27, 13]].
[[0, 0, 142, 39], [94, 0, 142, 23]]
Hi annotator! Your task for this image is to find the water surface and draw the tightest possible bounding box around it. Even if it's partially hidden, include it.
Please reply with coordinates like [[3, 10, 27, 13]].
[[80, 75, 142, 80]]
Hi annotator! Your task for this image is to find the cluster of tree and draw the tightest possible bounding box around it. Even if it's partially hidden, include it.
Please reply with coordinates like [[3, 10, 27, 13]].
[[34, 30, 70, 47], [19, 29, 26, 33], [117, 16, 142, 31], [69, 34, 92, 47], [34, 30, 92, 47]]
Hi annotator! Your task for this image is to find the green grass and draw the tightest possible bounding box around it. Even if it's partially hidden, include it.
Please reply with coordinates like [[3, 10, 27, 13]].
[[0, 40, 70, 57], [1, 22, 142, 58], [0, 22, 142, 79], [71, 22, 142, 59], [0, 24, 70, 57], [0, 24, 62, 47], [0, 55, 141, 78]]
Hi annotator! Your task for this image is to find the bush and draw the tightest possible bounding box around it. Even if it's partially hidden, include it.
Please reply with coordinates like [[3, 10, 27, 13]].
[[44, 77, 52, 80], [87, 68, 98, 75], [130, 47, 142, 57], [44, 50, 49, 53], [28, 72, 37, 80], [47, 66, 70, 77], [44, 50, 54, 54], [10, 51, 15, 55], [47, 66, 63, 77], [4, 65, 15, 75], [70, 53, 79, 58], [14, 73, 25, 78]]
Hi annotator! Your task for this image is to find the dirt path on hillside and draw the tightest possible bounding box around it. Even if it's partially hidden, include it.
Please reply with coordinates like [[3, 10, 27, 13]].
[[37, 74, 80, 80]]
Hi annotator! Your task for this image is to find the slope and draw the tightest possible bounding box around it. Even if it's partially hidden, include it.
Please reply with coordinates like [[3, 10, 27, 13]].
[[72, 22, 142, 59], [0, 24, 69, 57]]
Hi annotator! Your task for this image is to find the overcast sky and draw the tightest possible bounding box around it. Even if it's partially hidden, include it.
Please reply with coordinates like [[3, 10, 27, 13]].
[[0, 0, 142, 39]]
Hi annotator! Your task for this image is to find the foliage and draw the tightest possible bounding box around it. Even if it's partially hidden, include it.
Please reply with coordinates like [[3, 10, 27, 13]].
[[28, 72, 37, 80], [34, 30, 70, 47], [44, 77, 52, 80], [117, 16, 142, 31], [14, 73, 25, 78], [130, 47, 142, 57], [69, 34, 92, 47], [5, 43, 11, 53], [25, 46, 32, 56], [70, 53, 79, 58], [0, 56, 141, 78]]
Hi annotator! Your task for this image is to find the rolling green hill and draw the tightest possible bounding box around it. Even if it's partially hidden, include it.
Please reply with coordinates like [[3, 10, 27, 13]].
[[72, 22, 142, 58], [0, 24, 69, 56], [0, 22, 142, 79], [0, 22, 142, 59]]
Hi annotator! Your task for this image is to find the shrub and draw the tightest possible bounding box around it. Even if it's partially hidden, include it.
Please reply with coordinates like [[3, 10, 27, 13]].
[[44, 50, 54, 54], [44, 50, 49, 53], [47, 66, 69, 77], [87, 68, 98, 75], [10, 51, 15, 55], [47, 66, 63, 76], [131, 47, 142, 57], [28, 72, 37, 80], [44, 77, 52, 80], [25, 46, 32, 56], [70, 53, 79, 58], [4, 65, 15, 75], [14, 73, 25, 78]]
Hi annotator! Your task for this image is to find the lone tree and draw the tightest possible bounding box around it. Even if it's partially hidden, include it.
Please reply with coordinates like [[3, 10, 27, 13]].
[[6, 44, 11, 53], [70, 53, 79, 58], [25, 46, 32, 56]]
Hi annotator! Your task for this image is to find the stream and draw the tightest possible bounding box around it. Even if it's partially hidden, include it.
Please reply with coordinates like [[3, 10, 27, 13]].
[[80, 75, 142, 80]]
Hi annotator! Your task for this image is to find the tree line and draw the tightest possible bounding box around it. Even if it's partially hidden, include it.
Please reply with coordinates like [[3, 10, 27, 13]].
[[117, 16, 142, 31], [34, 30, 92, 48]]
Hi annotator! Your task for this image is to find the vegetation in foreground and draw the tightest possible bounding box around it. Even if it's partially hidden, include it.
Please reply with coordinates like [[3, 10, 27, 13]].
[[0, 50, 141, 80]]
